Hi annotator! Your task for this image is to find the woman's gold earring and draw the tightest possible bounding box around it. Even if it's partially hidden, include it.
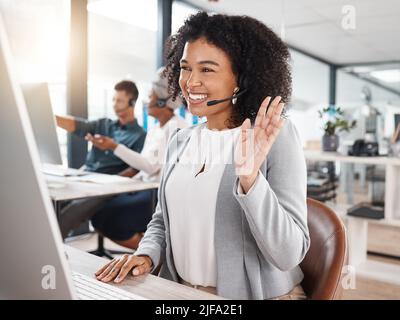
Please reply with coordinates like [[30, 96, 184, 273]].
[[232, 87, 240, 105]]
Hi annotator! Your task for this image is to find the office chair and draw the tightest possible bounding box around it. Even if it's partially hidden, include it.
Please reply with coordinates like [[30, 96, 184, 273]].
[[300, 198, 348, 300], [89, 234, 129, 259]]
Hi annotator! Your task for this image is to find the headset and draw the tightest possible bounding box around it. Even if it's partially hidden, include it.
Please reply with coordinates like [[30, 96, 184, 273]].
[[155, 95, 172, 108], [207, 74, 248, 107]]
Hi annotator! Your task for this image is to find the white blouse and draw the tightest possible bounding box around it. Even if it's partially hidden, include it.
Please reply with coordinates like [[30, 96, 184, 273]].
[[165, 123, 241, 287]]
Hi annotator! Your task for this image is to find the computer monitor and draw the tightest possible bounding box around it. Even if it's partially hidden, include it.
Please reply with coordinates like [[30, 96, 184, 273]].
[[0, 14, 76, 299], [21, 82, 62, 165], [0, 14, 146, 301]]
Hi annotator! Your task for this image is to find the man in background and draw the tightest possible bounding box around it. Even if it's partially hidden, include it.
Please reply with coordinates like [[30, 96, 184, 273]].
[[56, 80, 146, 177]]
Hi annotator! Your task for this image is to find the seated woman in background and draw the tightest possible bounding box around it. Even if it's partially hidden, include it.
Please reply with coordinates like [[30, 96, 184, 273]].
[[95, 12, 310, 300]]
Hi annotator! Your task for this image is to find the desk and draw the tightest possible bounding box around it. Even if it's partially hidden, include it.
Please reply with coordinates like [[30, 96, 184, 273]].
[[66, 245, 225, 300], [46, 167, 159, 257], [304, 150, 400, 221], [46, 174, 159, 202], [304, 150, 400, 285], [304, 150, 400, 165], [45, 169, 159, 219]]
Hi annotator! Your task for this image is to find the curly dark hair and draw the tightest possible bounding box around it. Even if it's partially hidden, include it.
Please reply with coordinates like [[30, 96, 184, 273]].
[[164, 12, 292, 127]]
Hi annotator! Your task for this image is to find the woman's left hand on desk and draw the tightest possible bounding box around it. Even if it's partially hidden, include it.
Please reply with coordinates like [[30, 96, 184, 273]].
[[95, 254, 153, 283]]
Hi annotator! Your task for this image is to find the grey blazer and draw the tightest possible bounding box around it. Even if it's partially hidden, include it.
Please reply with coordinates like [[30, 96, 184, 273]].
[[134, 120, 310, 300]]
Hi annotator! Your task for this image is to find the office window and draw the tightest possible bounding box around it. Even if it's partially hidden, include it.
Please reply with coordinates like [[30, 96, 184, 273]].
[[172, 0, 199, 34], [289, 50, 330, 146], [0, 0, 70, 163], [171, 1, 205, 125], [337, 70, 400, 140], [87, 0, 158, 131]]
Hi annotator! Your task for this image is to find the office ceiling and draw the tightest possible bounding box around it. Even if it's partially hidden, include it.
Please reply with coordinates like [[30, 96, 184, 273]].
[[183, 0, 400, 95], [6, 0, 396, 93], [184, 0, 400, 66]]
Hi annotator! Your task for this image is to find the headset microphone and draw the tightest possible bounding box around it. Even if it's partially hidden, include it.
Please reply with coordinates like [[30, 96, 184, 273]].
[[206, 89, 247, 107]]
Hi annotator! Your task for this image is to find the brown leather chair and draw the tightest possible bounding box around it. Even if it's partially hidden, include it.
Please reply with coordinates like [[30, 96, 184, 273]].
[[300, 198, 348, 300]]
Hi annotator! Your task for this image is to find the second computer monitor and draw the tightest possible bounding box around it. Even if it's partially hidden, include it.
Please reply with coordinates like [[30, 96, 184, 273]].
[[22, 82, 62, 165]]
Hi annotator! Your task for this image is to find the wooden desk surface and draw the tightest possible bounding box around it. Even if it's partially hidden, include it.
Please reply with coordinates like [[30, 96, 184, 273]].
[[46, 175, 159, 201], [66, 246, 225, 300]]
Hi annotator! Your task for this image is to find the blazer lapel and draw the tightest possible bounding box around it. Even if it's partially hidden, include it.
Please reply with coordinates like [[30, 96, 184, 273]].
[[161, 127, 194, 230]]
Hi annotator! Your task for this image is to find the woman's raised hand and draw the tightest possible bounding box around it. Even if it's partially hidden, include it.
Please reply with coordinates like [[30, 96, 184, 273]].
[[235, 96, 286, 193]]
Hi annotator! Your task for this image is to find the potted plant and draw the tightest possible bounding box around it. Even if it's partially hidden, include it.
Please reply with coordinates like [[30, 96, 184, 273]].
[[318, 105, 357, 152]]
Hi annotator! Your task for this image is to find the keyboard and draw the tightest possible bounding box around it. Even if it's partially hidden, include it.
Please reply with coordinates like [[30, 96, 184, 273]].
[[72, 272, 147, 300]]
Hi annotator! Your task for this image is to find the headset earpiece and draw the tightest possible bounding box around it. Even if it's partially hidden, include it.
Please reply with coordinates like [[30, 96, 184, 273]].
[[156, 95, 171, 108], [233, 74, 248, 103], [157, 99, 167, 108]]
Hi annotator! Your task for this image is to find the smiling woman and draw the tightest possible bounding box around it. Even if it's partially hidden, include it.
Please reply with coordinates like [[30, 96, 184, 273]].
[[95, 12, 309, 301], [165, 12, 292, 129]]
